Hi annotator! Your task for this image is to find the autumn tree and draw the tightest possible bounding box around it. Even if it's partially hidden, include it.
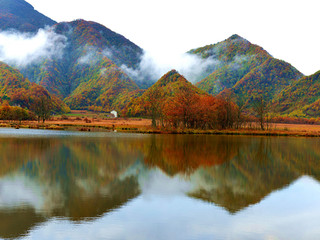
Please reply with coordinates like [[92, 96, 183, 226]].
[[0, 101, 11, 120], [162, 93, 238, 130], [0, 102, 33, 122], [163, 87, 199, 129], [12, 107, 29, 123]]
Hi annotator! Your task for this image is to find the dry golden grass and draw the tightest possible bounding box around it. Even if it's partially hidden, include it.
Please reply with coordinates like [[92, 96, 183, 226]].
[[273, 123, 320, 132], [1, 116, 320, 137], [47, 117, 152, 128]]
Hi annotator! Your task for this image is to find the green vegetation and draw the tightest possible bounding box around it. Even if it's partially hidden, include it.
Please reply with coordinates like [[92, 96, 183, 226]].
[[17, 20, 144, 111], [0, 61, 70, 120], [191, 34, 272, 95], [225, 57, 303, 111], [272, 71, 320, 117], [63, 56, 140, 111]]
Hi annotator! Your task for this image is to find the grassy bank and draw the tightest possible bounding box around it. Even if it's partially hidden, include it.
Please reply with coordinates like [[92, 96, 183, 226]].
[[1, 118, 320, 137]]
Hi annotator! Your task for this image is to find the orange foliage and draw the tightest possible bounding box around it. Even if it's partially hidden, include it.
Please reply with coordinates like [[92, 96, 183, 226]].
[[162, 93, 238, 130]]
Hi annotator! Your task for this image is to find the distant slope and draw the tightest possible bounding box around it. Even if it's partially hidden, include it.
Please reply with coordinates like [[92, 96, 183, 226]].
[[0, 0, 56, 32], [227, 58, 303, 109], [54, 20, 143, 70], [271, 71, 320, 117], [0, 61, 69, 113], [18, 19, 144, 111], [190, 34, 272, 95], [64, 56, 141, 111]]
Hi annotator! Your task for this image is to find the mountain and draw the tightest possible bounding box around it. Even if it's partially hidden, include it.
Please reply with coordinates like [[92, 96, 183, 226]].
[[224, 57, 303, 109], [1, 0, 313, 116], [0, 61, 69, 113], [190, 34, 272, 95], [0, 0, 145, 111], [17, 19, 144, 111], [125, 70, 207, 116], [189, 34, 304, 113], [0, 0, 56, 32], [271, 71, 320, 117]]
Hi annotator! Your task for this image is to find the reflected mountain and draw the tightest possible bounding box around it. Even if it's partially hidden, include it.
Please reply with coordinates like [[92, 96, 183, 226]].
[[0, 207, 45, 240], [142, 135, 238, 175], [187, 137, 320, 213], [0, 132, 320, 239], [0, 136, 143, 239], [138, 135, 320, 213], [188, 137, 299, 213]]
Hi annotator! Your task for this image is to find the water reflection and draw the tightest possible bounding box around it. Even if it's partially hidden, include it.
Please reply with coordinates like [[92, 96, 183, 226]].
[[0, 134, 142, 239], [0, 129, 320, 239]]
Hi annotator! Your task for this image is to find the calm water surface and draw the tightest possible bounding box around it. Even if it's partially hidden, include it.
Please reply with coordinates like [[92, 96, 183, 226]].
[[0, 128, 320, 240]]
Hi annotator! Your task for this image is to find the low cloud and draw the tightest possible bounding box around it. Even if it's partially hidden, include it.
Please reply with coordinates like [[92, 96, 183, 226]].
[[77, 46, 116, 66], [75, 44, 220, 86], [121, 50, 220, 85], [0, 28, 67, 67], [77, 46, 101, 65], [100, 66, 119, 76]]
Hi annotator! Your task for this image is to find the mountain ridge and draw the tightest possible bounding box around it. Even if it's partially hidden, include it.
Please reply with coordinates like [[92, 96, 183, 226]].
[[190, 34, 274, 95], [0, 0, 56, 32], [0, 0, 319, 118]]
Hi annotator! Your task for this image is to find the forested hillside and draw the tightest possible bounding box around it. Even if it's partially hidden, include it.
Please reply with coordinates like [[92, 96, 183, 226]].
[[17, 19, 144, 111], [0, 61, 69, 115], [272, 71, 320, 117], [222, 58, 303, 110], [190, 34, 272, 95]]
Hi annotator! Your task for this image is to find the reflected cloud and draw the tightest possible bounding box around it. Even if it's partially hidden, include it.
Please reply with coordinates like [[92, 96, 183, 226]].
[[19, 177, 320, 240], [0, 174, 44, 210], [138, 169, 192, 198]]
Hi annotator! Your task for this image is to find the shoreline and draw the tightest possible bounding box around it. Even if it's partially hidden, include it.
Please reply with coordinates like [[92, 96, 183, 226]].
[[1, 119, 320, 137]]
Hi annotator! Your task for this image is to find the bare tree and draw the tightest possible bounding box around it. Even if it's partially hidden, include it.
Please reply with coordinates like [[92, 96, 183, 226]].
[[31, 95, 53, 123], [252, 96, 268, 130], [235, 95, 246, 129], [146, 88, 163, 127], [220, 89, 237, 129]]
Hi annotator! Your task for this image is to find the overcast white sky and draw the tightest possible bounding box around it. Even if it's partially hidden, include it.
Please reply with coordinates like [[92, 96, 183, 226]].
[[27, 0, 319, 75]]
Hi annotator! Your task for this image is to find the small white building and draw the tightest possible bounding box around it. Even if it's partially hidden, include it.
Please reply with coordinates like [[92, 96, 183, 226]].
[[111, 110, 118, 118]]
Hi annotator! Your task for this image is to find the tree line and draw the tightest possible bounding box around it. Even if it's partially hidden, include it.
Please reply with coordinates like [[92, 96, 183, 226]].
[[129, 87, 244, 130], [0, 93, 53, 123]]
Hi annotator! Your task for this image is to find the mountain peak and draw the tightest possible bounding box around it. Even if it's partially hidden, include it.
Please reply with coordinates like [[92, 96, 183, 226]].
[[227, 34, 249, 43], [229, 34, 243, 40], [0, 0, 56, 32], [158, 70, 186, 85], [0, 0, 33, 11], [166, 69, 180, 76]]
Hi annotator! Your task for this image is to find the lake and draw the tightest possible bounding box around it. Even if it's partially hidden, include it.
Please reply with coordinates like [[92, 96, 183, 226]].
[[0, 128, 320, 240]]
